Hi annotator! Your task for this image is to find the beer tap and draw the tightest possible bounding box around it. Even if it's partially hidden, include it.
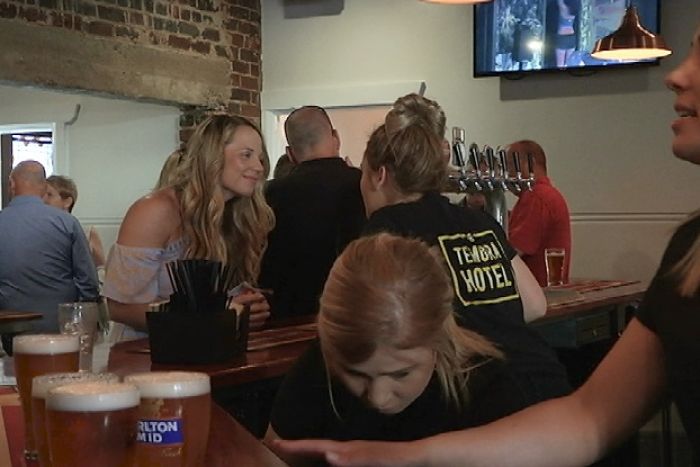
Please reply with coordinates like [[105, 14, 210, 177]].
[[482, 145, 495, 191], [468, 143, 482, 191], [451, 127, 468, 177], [511, 151, 523, 194], [525, 153, 535, 191], [497, 148, 509, 191]]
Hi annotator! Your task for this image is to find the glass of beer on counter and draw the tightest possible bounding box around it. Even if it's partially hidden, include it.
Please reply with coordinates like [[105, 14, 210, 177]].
[[125, 371, 211, 467], [13, 334, 80, 459], [32, 372, 119, 467], [46, 381, 140, 467], [545, 247, 566, 287]]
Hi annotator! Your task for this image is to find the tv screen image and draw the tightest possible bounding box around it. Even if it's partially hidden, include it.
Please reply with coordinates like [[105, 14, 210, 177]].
[[474, 0, 661, 77]]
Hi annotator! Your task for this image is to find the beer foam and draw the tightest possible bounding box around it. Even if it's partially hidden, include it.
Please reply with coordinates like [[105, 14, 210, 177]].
[[125, 371, 210, 399], [46, 382, 140, 412], [32, 372, 119, 399], [13, 334, 80, 355]]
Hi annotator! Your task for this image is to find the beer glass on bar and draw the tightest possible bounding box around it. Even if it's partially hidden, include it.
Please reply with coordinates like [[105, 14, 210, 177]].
[[125, 371, 211, 467], [46, 382, 140, 467], [32, 372, 119, 467], [545, 247, 566, 286], [13, 334, 80, 459]]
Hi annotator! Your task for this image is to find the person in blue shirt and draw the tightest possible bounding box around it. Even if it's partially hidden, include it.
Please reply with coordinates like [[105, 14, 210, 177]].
[[0, 161, 99, 333]]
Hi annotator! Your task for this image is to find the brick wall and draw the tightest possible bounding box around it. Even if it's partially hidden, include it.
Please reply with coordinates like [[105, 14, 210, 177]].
[[0, 0, 262, 143]]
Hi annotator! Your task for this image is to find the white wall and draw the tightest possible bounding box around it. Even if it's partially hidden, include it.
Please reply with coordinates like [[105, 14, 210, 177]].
[[261, 0, 700, 282], [0, 84, 180, 252]]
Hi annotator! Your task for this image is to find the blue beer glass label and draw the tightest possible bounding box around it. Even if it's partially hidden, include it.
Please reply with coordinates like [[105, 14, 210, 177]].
[[137, 419, 184, 444]]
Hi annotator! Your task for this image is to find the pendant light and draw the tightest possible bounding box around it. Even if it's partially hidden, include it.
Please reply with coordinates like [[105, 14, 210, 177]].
[[421, 0, 492, 4], [591, 5, 671, 61]]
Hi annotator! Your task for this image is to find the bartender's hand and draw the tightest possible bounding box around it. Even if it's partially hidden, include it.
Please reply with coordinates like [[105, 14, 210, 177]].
[[231, 291, 270, 330]]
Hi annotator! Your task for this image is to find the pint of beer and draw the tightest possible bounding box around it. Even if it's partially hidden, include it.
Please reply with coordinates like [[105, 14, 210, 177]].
[[46, 382, 140, 467], [125, 371, 211, 467], [32, 372, 119, 467], [545, 247, 566, 286], [13, 334, 80, 459]]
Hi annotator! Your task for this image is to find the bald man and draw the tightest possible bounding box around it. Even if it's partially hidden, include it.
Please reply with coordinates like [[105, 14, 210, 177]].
[[506, 140, 572, 287], [259, 106, 365, 320], [0, 161, 99, 333]]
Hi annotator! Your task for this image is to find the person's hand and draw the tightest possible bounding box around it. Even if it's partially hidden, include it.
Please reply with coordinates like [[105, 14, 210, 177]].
[[230, 291, 270, 330], [271, 439, 424, 467]]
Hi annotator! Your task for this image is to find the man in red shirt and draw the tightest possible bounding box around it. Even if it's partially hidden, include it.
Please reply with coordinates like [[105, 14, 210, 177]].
[[507, 140, 571, 287]]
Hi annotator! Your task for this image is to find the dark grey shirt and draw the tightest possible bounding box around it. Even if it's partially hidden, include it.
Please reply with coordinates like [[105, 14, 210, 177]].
[[0, 195, 99, 332]]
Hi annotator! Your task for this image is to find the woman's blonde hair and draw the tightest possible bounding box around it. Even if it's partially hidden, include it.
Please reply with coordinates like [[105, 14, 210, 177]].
[[46, 175, 78, 212], [671, 211, 700, 297], [155, 149, 186, 190], [318, 233, 502, 409], [171, 114, 275, 285], [364, 94, 448, 194]]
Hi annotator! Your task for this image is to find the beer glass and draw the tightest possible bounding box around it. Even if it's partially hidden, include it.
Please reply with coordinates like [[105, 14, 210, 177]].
[[46, 382, 140, 467], [32, 372, 118, 467], [545, 247, 566, 286], [125, 371, 211, 467], [13, 334, 80, 459], [57, 302, 99, 372]]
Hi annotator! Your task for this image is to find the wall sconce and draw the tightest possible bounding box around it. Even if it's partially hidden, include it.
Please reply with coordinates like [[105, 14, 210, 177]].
[[591, 6, 671, 61]]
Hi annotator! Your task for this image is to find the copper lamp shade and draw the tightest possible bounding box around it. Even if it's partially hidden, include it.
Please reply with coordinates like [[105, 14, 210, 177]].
[[591, 6, 671, 61]]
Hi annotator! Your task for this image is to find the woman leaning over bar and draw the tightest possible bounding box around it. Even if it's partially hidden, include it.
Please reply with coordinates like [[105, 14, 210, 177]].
[[274, 24, 700, 467], [103, 115, 275, 338], [266, 233, 513, 467]]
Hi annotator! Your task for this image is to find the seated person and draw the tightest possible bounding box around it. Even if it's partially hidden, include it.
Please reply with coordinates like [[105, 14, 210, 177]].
[[44, 175, 106, 272], [266, 233, 521, 467]]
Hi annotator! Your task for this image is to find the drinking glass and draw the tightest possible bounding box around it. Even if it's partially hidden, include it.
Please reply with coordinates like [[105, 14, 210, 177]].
[[58, 302, 99, 372], [545, 247, 566, 287]]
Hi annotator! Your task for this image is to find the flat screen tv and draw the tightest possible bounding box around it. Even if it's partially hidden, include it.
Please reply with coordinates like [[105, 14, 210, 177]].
[[474, 0, 662, 77]]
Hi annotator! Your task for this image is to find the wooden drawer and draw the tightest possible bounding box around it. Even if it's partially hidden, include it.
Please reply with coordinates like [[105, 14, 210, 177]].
[[533, 311, 611, 349]]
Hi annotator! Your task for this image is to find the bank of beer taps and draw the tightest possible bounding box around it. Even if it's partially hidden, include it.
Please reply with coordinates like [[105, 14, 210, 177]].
[[450, 126, 535, 194]]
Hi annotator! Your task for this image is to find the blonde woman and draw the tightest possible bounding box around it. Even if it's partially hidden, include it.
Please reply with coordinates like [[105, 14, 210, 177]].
[[44, 175, 106, 270], [274, 25, 700, 467], [104, 115, 275, 336], [266, 234, 512, 467]]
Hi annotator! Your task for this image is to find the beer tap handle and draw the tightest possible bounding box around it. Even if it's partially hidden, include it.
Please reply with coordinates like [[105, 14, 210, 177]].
[[513, 151, 522, 179], [451, 127, 467, 173], [526, 153, 535, 190], [497, 148, 509, 191], [485, 146, 496, 178], [468, 143, 480, 173]]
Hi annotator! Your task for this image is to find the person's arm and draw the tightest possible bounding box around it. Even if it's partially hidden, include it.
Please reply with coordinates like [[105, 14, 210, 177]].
[[88, 226, 106, 269], [106, 191, 179, 332], [273, 319, 666, 467], [71, 221, 100, 301], [511, 255, 546, 322], [265, 426, 318, 467]]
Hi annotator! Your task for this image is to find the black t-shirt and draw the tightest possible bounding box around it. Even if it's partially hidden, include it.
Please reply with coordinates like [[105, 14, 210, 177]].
[[270, 341, 524, 442], [636, 215, 700, 462], [259, 158, 365, 320], [364, 192, 570, 405]]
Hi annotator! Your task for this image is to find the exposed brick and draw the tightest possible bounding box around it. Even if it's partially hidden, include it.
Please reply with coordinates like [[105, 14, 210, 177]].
[[73, 14, 82, 30], [179, 111, 195, 127], [178, 21, 198, 37], [180, 8, 190, 20], [227, 102, 241, 115], [0, 3, 18, 19], [201, 14, 213, 24], [98, 5, 126, 23], [196, 0, 215, 11], [231, 0, 257, 9], [239, 21, 258, 35], [155, 2, 168, 16], [249, 9, 260, 23], [191, 40, 210, 55], [232, 60, 249, 74], [230, 6, 250, 21], [229, 73, 241, 87], [214, 45, 228, 58], [239, 48, 258, 63], [130, 0, 142, 9], [229, 32, 243, 46], [240, 104, 259, 119], [168, 34, 190, 50], [86, 20, 114, 36], [230, 88, 250, 102], [118, 0, 129, 7], [245, 33, 260, 51], [171, 5, 179, 18], [130, 11, 144, 26], [202, 27, 218, 41], [241, 75, 257, 91], [18, 6, 46, 23], [38, 0, 57, 8], [62, 13, 74, 28], [250, 63, 259, 76], [76, 0, 97, 16], [153, 17, 177, 32], [143, 0, 153, 12], [191, 10, 200, 22], [179, 128, 195, 145]]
